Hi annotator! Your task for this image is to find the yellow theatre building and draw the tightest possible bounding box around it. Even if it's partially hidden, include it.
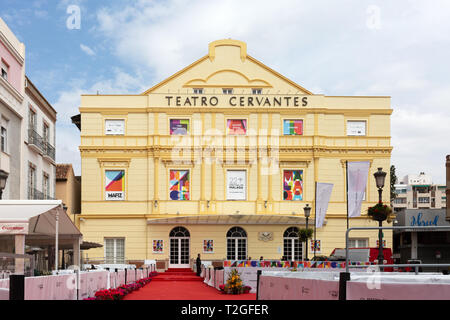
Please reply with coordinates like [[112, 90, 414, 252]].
[[74, 39, 393, 268]]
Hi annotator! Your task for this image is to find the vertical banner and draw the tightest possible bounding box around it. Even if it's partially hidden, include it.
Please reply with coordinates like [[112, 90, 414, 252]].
[[315, 182, 333, 228], [227, 170, 246, 200], [347, 161, 370, 218], [283, 170, 303, 201], [169, 170, 190, 200], [105, 170, 125, 200]]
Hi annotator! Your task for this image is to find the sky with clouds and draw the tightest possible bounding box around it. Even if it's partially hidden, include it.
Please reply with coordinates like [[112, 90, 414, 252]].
[[2, 0, 450, 183]]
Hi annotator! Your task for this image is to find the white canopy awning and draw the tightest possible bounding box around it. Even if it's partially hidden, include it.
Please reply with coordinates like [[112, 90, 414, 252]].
[[0, 200, 81, 237], [147, 214, 327, 226]]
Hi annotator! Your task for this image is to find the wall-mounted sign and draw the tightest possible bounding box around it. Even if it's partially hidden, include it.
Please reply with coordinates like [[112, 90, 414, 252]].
[[347, 121, 366, 136], [0, 223, 29, 235], [105, 170, 125, 201], [203, 240, 214, 253], [105, 119, 125, 135], [153, 240, 164, 253], [227, 119, 247, 135], [258, 232, 274, 242], [170, 119, 190, 135], [227, 170, 246, 200], [165, 95, 309, 108], [170, 170, 190, 200], [311, 240, 321, 253], [283, 170, 303, 201], [283, 119, 303, 135]]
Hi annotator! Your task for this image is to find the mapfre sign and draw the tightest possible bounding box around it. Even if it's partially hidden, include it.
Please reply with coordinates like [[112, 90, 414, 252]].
[[0, 223, 29, 235]]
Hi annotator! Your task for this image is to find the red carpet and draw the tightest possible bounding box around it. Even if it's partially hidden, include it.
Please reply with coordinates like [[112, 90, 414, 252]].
[[124, 268, 256, 300]]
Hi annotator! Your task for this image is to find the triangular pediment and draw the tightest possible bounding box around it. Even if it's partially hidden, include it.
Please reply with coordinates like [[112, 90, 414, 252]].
[[142, 39, 312, 95]]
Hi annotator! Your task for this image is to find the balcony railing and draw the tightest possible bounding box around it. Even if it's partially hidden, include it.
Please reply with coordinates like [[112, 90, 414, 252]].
[[43, 141, 55, 161], [28, 128, 55, 161], [28, 187, 54, 200], [28, 128, 44, 151]]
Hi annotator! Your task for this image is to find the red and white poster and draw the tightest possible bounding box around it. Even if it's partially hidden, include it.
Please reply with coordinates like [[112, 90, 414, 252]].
[[0, 223, 29, 234]]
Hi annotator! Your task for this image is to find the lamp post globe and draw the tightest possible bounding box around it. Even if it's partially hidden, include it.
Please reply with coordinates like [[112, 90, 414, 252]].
[[373, 167, 387, 267], [303, 204, 311, 261]]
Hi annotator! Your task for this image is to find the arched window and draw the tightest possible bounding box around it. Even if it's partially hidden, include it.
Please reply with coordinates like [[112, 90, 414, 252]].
[[170, 226, 190, 238], [169, 227, 190, 266], [226, 227, 247, 260], [283, 227, 303, 261]]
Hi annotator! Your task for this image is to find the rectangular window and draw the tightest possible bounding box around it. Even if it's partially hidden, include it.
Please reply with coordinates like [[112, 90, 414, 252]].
[[252, 88, 262, 95], [1, 61, 8, 81], [418, 197, 430, 203], [43, 123, 49, 143], [226, 170, 246, 200], [1, 126, 7, 153], [283, 170, 303, 201], [43, 173, 49, 199], [29, 108, 37, 130], [348, 238, 369, 248], [105, 170, 125, 201], [193, 88, 203, 94], [227, 119, 247, 135], [105, 238, 125, 264], [169, 170, 190, 200], [170, 119, 190, 135], [105, 119, 125, 135], [347, 121, 366, 136], [283, 119, 303, 135], [223, 88, 233, 95], [28, 163, 36, 199]]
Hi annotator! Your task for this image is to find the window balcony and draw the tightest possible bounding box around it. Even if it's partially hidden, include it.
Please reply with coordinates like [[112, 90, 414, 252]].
[[42, 141, 56, 163], [28, 187, 54, 200], [28, 128, 43, 155]]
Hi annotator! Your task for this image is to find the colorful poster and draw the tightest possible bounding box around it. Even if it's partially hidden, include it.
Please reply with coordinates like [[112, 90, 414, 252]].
[[227, 170, 246, 200], [170, 119, 189, 135], [283, 170, 303, 201], [153, 240, 163, 253], [105, 170, 125, 201], [283, 120, 303, 135], [227, 119, 247, 135], [170, 170, 190, 200], [311, 240, 321, 253], [203, 240, 214, 253]]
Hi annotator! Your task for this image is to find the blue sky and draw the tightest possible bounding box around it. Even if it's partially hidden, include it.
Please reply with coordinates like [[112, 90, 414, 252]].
[[2, 0, 450, 183]]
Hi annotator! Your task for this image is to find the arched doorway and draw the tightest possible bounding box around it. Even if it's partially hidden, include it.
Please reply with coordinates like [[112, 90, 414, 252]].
[[169, 226, 190, 268], [283, 227, 303, 261], [226, 227, 247, 260]]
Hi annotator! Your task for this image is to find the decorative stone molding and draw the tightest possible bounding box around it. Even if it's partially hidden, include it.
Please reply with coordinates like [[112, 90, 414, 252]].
[[258, 231, 274, 242]]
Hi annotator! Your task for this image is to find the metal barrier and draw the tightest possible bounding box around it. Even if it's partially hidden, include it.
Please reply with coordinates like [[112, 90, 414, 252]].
[[345, 226, 450, 273], [338, 225, 450, 300]]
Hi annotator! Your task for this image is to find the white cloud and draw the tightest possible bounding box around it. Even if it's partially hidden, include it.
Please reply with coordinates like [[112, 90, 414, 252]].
[[80, 44, 95, 56]]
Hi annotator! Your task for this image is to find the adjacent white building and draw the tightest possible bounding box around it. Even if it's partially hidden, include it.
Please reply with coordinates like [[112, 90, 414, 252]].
[[393, 172, 446, 211], [0, 17, 56, 200]]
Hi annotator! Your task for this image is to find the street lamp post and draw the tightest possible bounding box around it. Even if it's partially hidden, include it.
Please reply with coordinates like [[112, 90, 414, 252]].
[[303, 204, 311, 261], [0, 169, 9, 199], [373, 167, 387, 267]]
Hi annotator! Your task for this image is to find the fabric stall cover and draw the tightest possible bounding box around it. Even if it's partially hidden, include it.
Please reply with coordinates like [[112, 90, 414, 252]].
[[0, 288, 9, 301]]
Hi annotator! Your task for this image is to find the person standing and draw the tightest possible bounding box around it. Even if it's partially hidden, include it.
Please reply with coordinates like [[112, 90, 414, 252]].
[[196, 254, 202, 276]]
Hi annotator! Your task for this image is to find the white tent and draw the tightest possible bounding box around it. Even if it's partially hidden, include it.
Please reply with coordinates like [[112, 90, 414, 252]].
[[0, 200, 82, 273]]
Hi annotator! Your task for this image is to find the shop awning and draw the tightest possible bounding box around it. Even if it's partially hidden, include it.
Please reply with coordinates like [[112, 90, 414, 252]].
[[0, 200, 81, 238], [147, 214, 327, 226]]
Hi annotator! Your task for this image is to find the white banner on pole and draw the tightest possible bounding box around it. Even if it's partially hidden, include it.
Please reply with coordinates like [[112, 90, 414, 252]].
[[347, 161, 370, 218], [315, 183, 333, 228]]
